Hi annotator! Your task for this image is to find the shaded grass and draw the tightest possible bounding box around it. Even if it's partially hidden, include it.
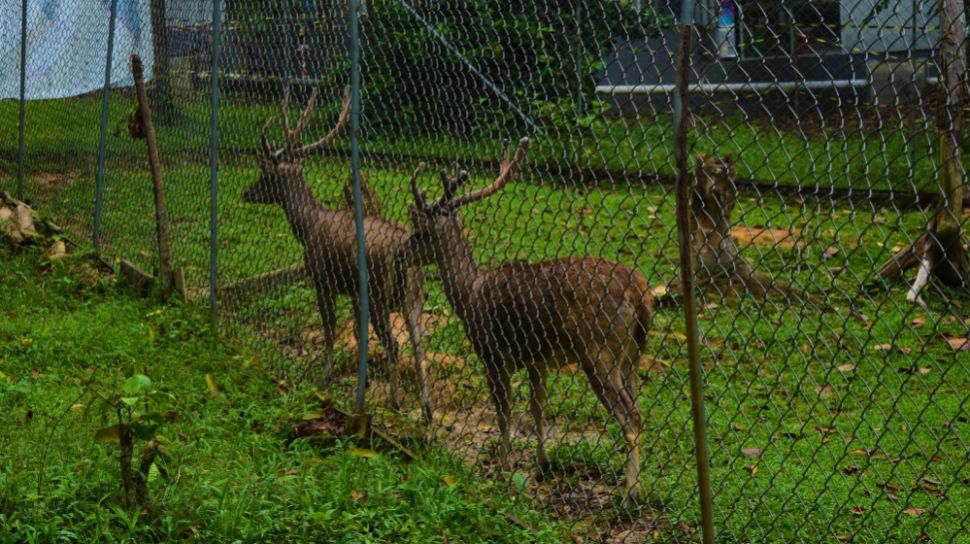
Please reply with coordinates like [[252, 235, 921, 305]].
[[0, 248, 568, 543]]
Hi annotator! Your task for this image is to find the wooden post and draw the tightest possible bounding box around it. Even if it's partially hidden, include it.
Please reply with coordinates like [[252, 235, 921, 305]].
[[131, 54, 174, 299]]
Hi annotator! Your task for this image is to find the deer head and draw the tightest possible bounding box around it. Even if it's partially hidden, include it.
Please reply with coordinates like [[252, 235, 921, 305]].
[[402, 138, 530, 265], [692, 153, 737, 231], [243, 86, 352, 205]]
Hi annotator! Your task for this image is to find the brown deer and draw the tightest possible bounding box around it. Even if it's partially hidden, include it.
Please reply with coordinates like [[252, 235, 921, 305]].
[[243, 87, 430, 421], [400, 138, 652, 500]]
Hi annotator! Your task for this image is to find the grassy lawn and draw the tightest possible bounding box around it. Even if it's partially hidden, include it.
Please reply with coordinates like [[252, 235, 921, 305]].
[[0, 247, 568, 543], [1, 94, 968, 543], [0, 92, 953, 194]]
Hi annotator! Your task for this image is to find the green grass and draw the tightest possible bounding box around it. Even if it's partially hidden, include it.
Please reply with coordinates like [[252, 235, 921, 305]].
[[1, 94, 968, 543], [0, 92, 954, 195], [0, 248, 567, 543]]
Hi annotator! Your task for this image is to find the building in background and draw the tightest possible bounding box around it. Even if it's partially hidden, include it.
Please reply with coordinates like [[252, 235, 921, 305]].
[[600, 0, 939, 115]]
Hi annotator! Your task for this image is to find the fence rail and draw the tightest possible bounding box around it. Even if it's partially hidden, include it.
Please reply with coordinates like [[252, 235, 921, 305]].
[[2, 1, 968, 542]]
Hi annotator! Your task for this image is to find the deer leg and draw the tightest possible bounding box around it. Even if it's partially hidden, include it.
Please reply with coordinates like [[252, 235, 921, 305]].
[[907, 255, 932, 309], [620, 346, 643, 504], [403, 269, 431, 423], [370, 300, 401, 410], [312, 275, 338, 376], [484, 358, 513, 472], [581, 348, 642, 503], [527, 364, 549, 473]]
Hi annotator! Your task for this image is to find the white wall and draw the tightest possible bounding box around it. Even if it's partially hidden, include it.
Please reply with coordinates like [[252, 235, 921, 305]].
[[841, 0, 938, 53]]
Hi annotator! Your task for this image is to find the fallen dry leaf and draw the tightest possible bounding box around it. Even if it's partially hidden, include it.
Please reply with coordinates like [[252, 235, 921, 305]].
[[741, 447, 763, 458], [849, 507, 867, 516], [837, 535, 853, 542], [838, 363, 856, 373], [817, 385, 834, 399], [823, 247, 840, 260], [613, 530, 632, 543], [945, 337, 970, 351], [350, 489, 368, 503], [874, 343, 911, 354], [902, 508, 926, 517], [911, 316, 926, 329]]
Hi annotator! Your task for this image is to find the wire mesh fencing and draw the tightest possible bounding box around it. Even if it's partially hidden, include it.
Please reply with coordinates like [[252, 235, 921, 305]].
[[2, 0, 969, 542]]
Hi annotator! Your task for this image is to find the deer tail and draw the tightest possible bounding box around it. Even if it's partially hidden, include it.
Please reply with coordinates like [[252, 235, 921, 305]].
[[632, 276, 654, 349]]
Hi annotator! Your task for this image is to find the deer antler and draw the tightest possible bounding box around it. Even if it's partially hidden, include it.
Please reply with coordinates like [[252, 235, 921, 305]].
[[288, 86, 351, 160], [450, 137, 530, 209], [263, 86, 351, 162], [260, 116, 280, 162], [281, 86, 321, 147], [440, 163, 470, 202], [410, 163, 430, 209]]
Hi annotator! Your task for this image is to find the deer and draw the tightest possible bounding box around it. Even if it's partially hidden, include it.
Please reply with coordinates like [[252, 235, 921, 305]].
[[243, 86, 430, 422], [399, 137, 653, 501]]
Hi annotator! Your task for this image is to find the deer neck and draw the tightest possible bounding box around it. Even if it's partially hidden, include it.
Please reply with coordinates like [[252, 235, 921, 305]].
[[280, 181, 326, 246], [433, 219, 483, 320]]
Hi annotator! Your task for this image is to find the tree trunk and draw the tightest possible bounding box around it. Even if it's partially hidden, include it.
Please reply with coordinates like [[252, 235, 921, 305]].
[[877, 0, 969, 297], [149, 0, 173, 114]]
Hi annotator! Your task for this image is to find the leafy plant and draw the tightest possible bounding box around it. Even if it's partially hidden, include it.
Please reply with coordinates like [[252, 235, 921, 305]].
[[92, 374, 172, 509], [361, 0, 674, 136]]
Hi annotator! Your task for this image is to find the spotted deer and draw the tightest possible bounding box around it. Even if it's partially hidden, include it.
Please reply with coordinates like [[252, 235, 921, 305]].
[[400, 138, 652, 500], [243, 87, 429, 421]]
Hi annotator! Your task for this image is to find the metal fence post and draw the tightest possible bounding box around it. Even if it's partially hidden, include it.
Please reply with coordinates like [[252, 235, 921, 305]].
[[208, 0, 224, 329], [350, 0, 370, 416], [93, 0, 120, 253], [16, 0, 28, 201], [673, 2, 716, 543]]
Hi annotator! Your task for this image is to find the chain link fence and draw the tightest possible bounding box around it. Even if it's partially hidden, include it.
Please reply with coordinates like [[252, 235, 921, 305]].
[[2, 0, 968, 542]]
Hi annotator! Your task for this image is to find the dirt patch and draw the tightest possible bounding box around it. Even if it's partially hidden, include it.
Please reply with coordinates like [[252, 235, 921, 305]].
[[267, 313, 674, 538], [301, 311, 451, 353], [730, 225, 801, 250], [33, 171, 82, 188]]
